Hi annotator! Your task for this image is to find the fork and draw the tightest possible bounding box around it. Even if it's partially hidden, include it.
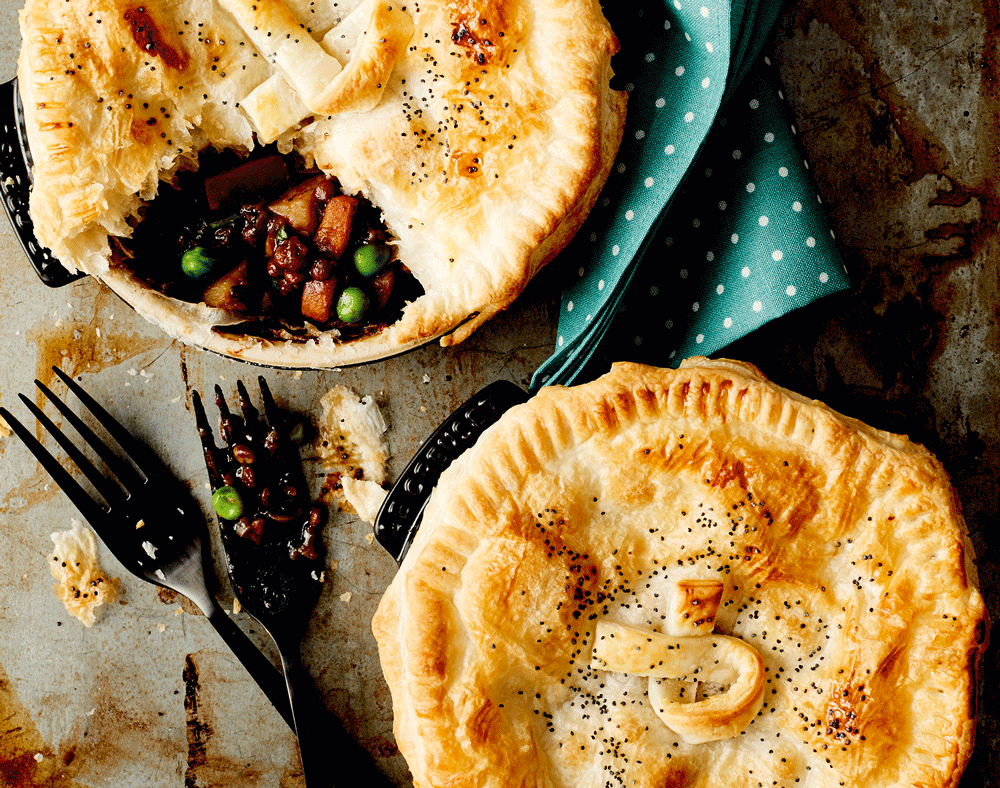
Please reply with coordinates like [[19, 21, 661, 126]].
[[0, 367, 294, 730], [193, 378, 333, 787]]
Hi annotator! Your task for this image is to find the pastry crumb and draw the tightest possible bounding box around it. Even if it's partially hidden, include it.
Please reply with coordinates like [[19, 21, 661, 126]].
[[48, 520, 119, 627], [340, 591, 353, 602], [317, 386, 388, 515]]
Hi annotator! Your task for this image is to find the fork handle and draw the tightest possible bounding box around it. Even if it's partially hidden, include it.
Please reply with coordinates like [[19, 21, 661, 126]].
[[279, 645, 394, 788], [204, 604, 295, 731]]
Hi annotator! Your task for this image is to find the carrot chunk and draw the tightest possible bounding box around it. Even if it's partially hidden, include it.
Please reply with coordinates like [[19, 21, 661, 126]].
[[314, 196, 358, 260]]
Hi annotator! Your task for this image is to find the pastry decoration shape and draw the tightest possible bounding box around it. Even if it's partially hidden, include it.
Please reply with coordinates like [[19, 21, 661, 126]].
[[591, 579, 766, 744], [372, 358, 988, 788]]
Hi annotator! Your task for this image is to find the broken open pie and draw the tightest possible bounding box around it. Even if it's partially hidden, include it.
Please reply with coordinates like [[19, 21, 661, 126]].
[[372, 358, 988, 788], [17, 0, 625, 366]]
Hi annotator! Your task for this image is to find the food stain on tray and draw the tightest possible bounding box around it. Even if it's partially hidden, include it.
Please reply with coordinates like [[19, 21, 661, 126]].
[[23, 285, 167, 394]]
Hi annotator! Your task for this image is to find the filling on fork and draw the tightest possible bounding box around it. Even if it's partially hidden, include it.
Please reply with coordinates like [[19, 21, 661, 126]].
[[195, 379, 326, 614]]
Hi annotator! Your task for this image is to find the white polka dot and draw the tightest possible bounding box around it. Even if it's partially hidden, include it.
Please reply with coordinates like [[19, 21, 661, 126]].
[[669, 350, 677, 359], [692, 302, 700, 312], [665, 144, 675, 155], [567, 301, 574, 311], [704, 168, 713, 177], [786, 285, 797, 297], [673, 0, 681, 8], [616, 163, 626, 174], [746, 182, 755, 193], [589, 233, 597, 242], [675, 66, 686, 76], [732, 149, 742, 160], [645, 177, 655, 188], [558, 335, 564, 347], [664, 19, 672, 29], [772, 250, 783, 261], [819, 272, 829, 284], [706, 251, 714, 261], [625, 210, 634, 220], [685, 32, 691, 42], [791, 124, 797, 135], [749, 98, 760, 109], [723, 317, 733, 328], [716, 284, 724, 294], [665, 237, 674, 246], [656, 98, 666, 108], [692, 218, 701, 228], [732, 234, 740, 244], [635, 130, 646, 140], [718, 200, 727, 210], [634, 336, 643, 346], [706, 42, 714, 53], [650, 286, 659, 296], [741, 266, 750, 277], [612, 245, 620, 255], [759, 215, 769, 226], [684, 111, 695, 122], [752, 301, 762, 312], [764, 132, 774, 142], [666, 319, 674, 329], [679, 268, 688, 278], [586, 314, 592, 322], [792, 201, 802, 212], [700, 6, 709, 16], [578, 266, 586, 276], [696, 334, 705, 344], [806, 236, 816, 247], [701, 77, 711, 88], [779, 166, 789, 177], [646, 52, 656, 62], [598, 280, 605, 290]]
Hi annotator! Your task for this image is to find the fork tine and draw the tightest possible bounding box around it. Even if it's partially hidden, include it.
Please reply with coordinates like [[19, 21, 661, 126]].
[[236, 379, 260, 428], [0, 406, 109, 526], [191, 390, 224, 488], [214, 384, 239, 444], [34, 377, 146, 495], [257, 376, 281, 427], [16, 393, 129, 510]]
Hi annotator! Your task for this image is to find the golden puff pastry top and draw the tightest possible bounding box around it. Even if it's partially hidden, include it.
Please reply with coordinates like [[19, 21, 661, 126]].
[[17, 0, 625, 366], [372, 358, 988, 788]]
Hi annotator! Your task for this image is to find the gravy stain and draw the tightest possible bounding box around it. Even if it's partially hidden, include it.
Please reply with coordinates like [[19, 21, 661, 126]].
[[0, 660, 87, 787], [24, 317, 165, 398]]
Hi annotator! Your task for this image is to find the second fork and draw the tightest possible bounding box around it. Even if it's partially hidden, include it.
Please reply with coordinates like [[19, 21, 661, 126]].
[[0, 367, 295, 730]]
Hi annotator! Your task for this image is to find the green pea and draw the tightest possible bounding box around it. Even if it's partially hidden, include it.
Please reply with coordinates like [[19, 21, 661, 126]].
[[336, 286, 369, 324], [287, 417, 307, 444], [353, 243, 390, 277], [275, 224, 290, 243], [181, 246, 217, 279], [212, 486, 244, 520]]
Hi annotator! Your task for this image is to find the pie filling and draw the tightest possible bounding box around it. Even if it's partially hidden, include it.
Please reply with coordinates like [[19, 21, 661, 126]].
[[114, 144, 424, 342]]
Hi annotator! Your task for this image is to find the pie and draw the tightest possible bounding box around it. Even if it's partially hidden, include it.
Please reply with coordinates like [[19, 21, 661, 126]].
[[17, 0, 626, 367], [372, 358, 988, 788]]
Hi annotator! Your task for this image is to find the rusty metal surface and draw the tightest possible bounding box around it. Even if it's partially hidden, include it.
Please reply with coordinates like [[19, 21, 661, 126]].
[[1, 0, 999, 785]]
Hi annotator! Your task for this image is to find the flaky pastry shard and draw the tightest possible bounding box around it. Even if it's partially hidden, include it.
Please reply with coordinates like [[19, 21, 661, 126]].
[[372, 358, 988, 788], [17, 0, 626, 367]]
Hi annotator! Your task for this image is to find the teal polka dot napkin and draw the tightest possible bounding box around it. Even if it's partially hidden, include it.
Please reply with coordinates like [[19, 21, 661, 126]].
[[530, 0, 849, 390]]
